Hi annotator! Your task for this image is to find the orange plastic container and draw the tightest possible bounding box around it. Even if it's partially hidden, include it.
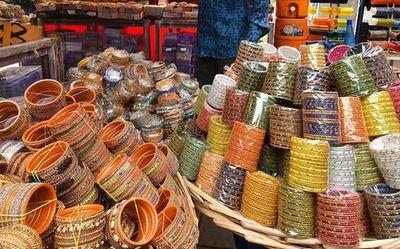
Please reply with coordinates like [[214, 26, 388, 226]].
[[274, 18, 308, 49], [276, 0, 309, 18]]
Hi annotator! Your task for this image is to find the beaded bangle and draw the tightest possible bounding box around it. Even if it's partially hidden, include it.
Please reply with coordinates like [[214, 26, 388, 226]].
[[328, 145, 357, 191], [222, 88, 249, 126], [0, 224, 42, 249], [269, 105, 302, 149], [232, 41, 265, 74], [237, 61, 267, 92], [179, 136, 209, 181], [261, 61, 297, 101]]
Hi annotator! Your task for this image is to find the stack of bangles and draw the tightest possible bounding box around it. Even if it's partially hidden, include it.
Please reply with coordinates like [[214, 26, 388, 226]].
[[299, 44, 327, 68], [105, 198, 158, 248], [152, 205, 198, 248], [156, 79, 180, 106], [23, 121, 55, 152], [215, 161, 247, 209], [130, 143, 170, 186], [207, 116, 232, 156], [339, 97, 369, 143], [155, 187, 181, 214], [196, 100, 222, 132], [187, 118, 207, 141], [365, 184, 400, 239], [243, 91, 276, 130], [26, 141, 97, 207], [66, 86, 97, 104], [386, 82, 400, 119], [132, 74, 155, 95], [361, 91, 400, 137], [224, 122, 265, 171], [222, 88, 249, 126], [317, 190, 362, 247], [278, 182, 316, 238], [0, 139, 26, 163], [302, 91, 341, 144], [157, 144, 179, 176], [288, 137, 330, 193], [294, 66, 331, 105], [97, 153, 159, 205], [327, 44, 350, 64], [156, 104, 184, 138], [0, 100, 30, 141], [232, 40, 265, 74], [328, 145, 357, 191], [359, 193, 372, 237], [179, 136, 209, 181], [0, 173, 22, 188], [237, 61, 267, 92], [193, 85, 211, 115], [23, 79, 66, 121], [195, 151, 224, 196], [54, 204, 105, 248], [0, 224, 43, 249], [240, 172, 280, 227], [101, 118, 140, 155], [269, 105, 302, 149], [257, 145, 280, 176], [353, 143, 383, 191], [6, 151, 34, 181], [83, 103, 105, 135], [168, 129, 187, 157], [207, 74, 237, 110]]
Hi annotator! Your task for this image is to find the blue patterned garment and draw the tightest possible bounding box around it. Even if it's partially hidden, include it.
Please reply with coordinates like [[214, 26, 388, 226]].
[[196, 0, 269, 59]]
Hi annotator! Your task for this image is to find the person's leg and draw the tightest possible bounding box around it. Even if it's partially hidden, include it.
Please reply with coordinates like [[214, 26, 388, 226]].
[[215, 58, 235, 74], [195, 56, 218, 87], [233, 234, 264, 249]]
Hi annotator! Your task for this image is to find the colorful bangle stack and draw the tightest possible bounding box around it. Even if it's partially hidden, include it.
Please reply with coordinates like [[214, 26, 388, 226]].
[[55, 204, 105, 248], [353, 143, 383, 191], [0, 182, 57, 234], [0, 173, 21, 188], [195, 151, 224, 196], [224, 122, 265, 172], [23, 79, 66, 121], [207, 74, 237, 110], [269, 105, 302, 149], [98, 153, 159, 205], [179, 136, 209, 181], [288, 137, 329, 193], [168, 129, 187, 157], [6, 152, 33, 182], [0, 100, 30, 141], [329, 54, 378, 97], [261, 61, 298, 101], [299, 44, 326, 68], [317, 190, 361, 247], [180, 97, 196, 120], [328, 145, 357, 191], [222, 88, 249, 126], [293, 66, 331, 105], [26, 141, 97, 208], [360, 192, 372, 238], [339, 97, 369, 143], [362, 46, 396, 90], [207, 116, 232, 156], [125, 63, 148, 80], [22, 121, 55, 151], [196, 100, 223, 132], [156, 104, 184, 138], [277, 46, 301, 63], [152, 205, 199, 249], [370, 134, 400, 189], [111, 49, 130, 66], [155, 188, 181, 214], [101, 118, 140, 156], [158, 144, 179, 177], [280, 150, 291, 180], [83, 103, 105, 135], [242, 91, 276, 131], [277, 182, 316, 239], [105, 198, 158, 248], [386, 82, 400, 119], [237, 61, 267, 92], [232, 41, 265, 74], [257, 144, 280, 176], [133, 74, 155, 95], [0, 224, 42, 249], [302, 91, 341, 145], [187, 118, 207, 141], [193, 85, 211, 115], [215, 161, 247, 209], [365, 184, 400, 239], [130, 143, 170, 186], [240, 171, 280, 227], [66, 86, 97, 104], [327, 44, 350, 64], [47, 103, 113, 175], [361, 91, 400, 137], [0, 139, 27, 163]]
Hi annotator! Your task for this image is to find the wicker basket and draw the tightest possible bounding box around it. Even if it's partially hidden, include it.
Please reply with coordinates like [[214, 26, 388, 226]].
[[185, 178, 400, 249]]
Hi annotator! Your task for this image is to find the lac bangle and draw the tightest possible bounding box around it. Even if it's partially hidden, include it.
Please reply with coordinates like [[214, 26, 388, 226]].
[[288, 137, 329, 193], [105, 198, 158, 248], [207, 74, 237, 110], [101, 118, 139, 155], [193, 85, 211, 115], [83, 103, 105, 135], [232, 41, 265, 74], [0, 224, 43, 249], [155, 188, 181, 214], [22, 121, 55, 152], [66, 86, 97, 104], [278, 182, 316, 239], [237, 61, 267, 92], [327, 45, 350, 64], [361, 91, 400, 137], [277, 46, 301, 63], [339, 97, 369, 143], [387, 82, 400, 120], [329, 54, 378, 97], [125, 63, 148, 80], [168, 129, 187, 158], [0, 140, 27, 163], [179, 136, 209, 181], [240, 171, 280, 227], [293, 66, 331, 106], [7, 152, 33, 182], [24, 79, 66, 121], [302, 91, 341, 145], [187, 118, 207, 141], [207, 116, 232, 156], [195, 151, 224, 196], [0, 100, 30, 141], [243, 91, 276, 131], [224, 122, 265, 172], [360, 193, 372, 238], [157, 104, 184, 138], [317, 190, 361, 247], [158, 144, 179, 177], [328, 145, 356, 191], [269, 105, 302, 149], [111, 49, 129, 66], [222, 88, 249, 126], [299, 44, 326, 68], [196, 100, 223, 132], [257, 144, 280, 176], [0, 174, 22, 188], [160, 173, 180, 195]]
